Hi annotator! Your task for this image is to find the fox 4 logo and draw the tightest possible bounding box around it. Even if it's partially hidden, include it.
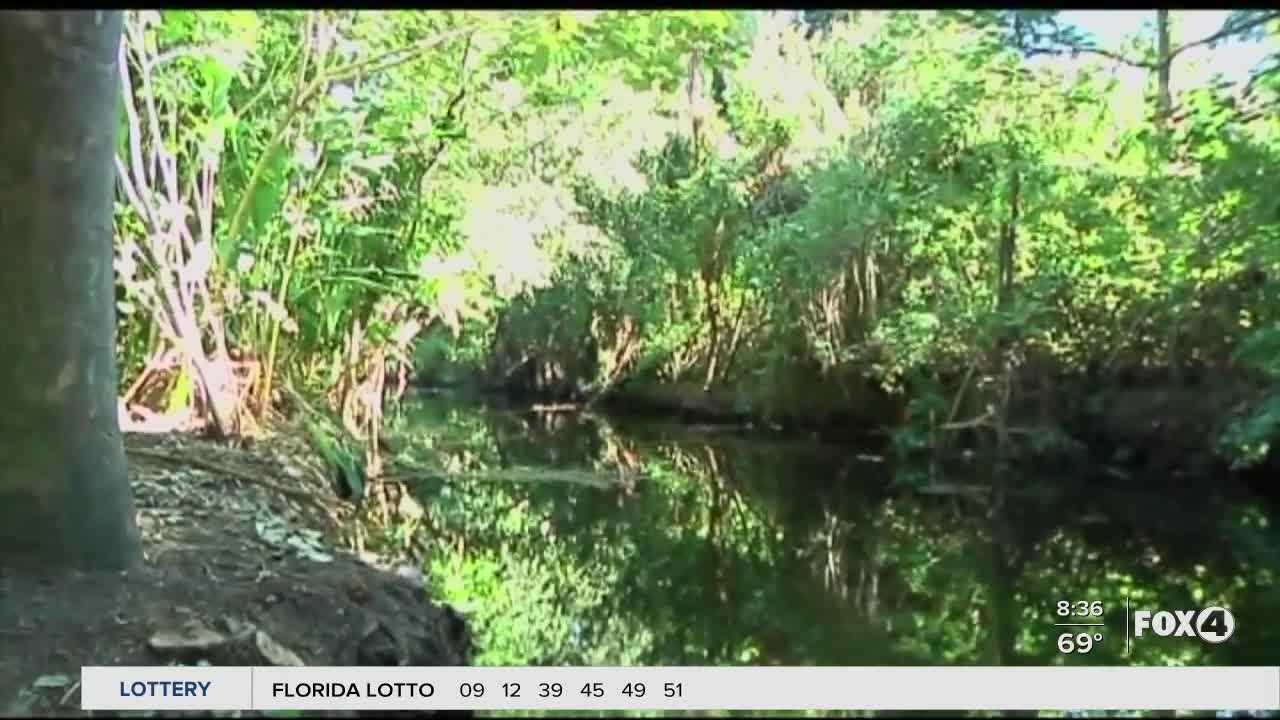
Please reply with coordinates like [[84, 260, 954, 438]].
[[1132, 606, 1236, 643]]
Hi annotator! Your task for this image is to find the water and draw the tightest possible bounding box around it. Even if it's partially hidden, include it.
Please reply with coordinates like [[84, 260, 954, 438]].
[[386, 394, 1280, 673]]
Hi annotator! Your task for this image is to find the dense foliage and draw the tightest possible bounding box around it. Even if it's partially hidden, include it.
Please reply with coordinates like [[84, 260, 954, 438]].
[[113, 10, 1280, 467]]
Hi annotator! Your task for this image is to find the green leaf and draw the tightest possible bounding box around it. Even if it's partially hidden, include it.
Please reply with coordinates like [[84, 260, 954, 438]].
[[249, 145, 289, 234]]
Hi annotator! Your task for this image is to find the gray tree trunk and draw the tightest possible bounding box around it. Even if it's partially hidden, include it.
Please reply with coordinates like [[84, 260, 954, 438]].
[[1155, 9, 1173, 130], [0, 11, 141, 570]]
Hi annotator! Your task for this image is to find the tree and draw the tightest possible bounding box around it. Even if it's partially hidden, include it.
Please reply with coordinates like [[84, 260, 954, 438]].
[[0, 11, 141, 570]]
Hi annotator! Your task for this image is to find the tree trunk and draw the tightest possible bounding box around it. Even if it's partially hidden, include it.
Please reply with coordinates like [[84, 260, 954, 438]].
[[0, 11, 141, 570], [1154, 10, 1183, 380], [1155, 10, 1173, 132]]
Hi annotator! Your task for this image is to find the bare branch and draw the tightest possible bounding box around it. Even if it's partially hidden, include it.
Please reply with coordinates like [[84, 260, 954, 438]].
[[198, 155, 218, 250], [135, 43, 184, 257], [1050, 11, 1279, 72], [1168, 11, 1280, 63], [117, 37, 156, 228], [113, 155, 151, 224], [1069, 45, 1154, 70], [124, 22, 162, 199]]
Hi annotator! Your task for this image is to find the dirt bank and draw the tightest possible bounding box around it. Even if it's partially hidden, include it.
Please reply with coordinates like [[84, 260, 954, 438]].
[[0, 429, 471, 717]]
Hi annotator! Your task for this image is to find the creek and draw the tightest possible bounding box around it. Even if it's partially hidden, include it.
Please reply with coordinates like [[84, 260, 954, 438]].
[[389, 393, 1280, 670]]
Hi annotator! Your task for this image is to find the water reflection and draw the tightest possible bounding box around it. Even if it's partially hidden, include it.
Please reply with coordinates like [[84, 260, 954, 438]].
[[387, 395, 1280, 671]]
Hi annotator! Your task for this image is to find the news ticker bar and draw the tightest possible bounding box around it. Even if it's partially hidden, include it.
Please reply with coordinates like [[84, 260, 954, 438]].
[[82, 666, 1280, 712]]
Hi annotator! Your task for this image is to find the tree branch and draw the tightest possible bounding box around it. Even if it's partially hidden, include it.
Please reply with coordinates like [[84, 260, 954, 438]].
[[318, 26, 476, 94], [1168, 11, 1280, 63], [418, 36, 473, 181], [1052, 11, 1280, 71], [1069, 45, 1154, 70], [117, 38, 156, 229]]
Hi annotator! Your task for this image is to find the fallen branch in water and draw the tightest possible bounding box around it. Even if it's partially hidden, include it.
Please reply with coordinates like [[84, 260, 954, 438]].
[[384, 464, 642, 490]]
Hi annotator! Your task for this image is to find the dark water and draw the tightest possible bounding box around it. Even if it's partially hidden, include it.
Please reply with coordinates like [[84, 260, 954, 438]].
[[388, 394, 1280, 673]]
